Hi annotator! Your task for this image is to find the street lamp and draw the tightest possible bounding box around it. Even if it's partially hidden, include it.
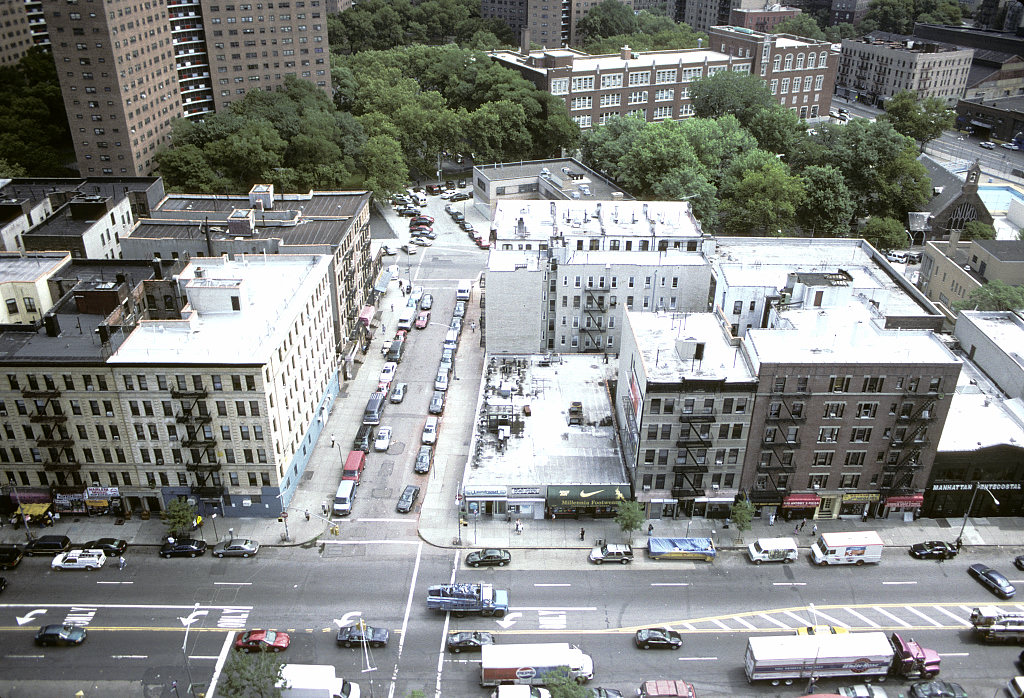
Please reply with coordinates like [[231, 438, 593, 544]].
[[182, 602, 202, 697], [9, 477, 33, 542], [955, 481, 999, 548]]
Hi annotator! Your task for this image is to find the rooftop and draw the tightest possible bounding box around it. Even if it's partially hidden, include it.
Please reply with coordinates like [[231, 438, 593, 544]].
[[0, 252, 69, 284], [939, 349, 1024, 452], [464, 355, 628, 488], [627, 311, 756, 384], [474, 158, 630, 201], [107, 254, 333, 366], [846, 32, 967, 53], [492, 200, 703, 241], [490, 47, 732, 75]]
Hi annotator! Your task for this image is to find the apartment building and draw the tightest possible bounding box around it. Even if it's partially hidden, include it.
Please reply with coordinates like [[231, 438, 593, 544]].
[[121, 184, 376, 362], [485, 200, 714, 354], [0, 0, 34, 65], [829, 0, 869, 25], [836, 33, 974, 107], [683, 0, 763, 33], [919, 239, 1024, 319], [42, 0, 330, 177], [708, 25, 838, 121], [617, 311, 758, 519], [0, 253, 338, 520], [481, 0, 633, 47], [728, 5, 802, 33]]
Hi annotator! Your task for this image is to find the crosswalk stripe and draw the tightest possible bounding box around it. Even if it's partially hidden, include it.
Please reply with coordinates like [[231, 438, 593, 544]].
[[933, 606, 972, 626], [810, 610, 849, 628], [783, 610, 810, 626], [758, 613, 792, 629], [711, 618, 730, 630], [681, 622, 696, 631], [875, 607, 911, 628], [845, 608, 881, 628], [904, 606, 943, 627], [734, 616, 758, 630]]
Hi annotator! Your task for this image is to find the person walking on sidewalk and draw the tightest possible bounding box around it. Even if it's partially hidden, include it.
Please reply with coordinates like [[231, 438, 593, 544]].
[[799, 518, 807, 531], [579, 527, 586, 541], [118, 555, 126, 570], [768, 513, 775, 526], [647, 523, 654, 536], [811, 524, 818, 536]]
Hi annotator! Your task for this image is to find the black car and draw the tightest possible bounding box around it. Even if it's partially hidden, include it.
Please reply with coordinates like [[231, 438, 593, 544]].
[[450, 192, 470, 202], [968, 562, 1016, 598], [909, 541, 957, 560], [397, 207, 421, 217], [35, 623, 87, 646], [450, 211, 465, 223], [397, 485, 420, 513], [23, 535, 71, 556], [446, 631, 494, 653], [909, 680, 968, 698], [409, 215, 434, 227], [0, 576, 7, 593], [589, 690, 624, 698], [336, 623, 389, 648], [457, 179, 467, 188], [460, 221, 474, 232], [84, 538, 128, 556], [415, 445, 433, 475], [634, 627, 683, 650], [0, 544, 24, 569], [159, 538, 208, 558], [466, 548, 511, 568], [1015, 554, 1024, 571], [444, 204, 454, 215]]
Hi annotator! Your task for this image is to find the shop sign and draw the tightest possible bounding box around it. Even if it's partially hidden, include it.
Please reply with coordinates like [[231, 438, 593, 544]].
[[781, 493, 821, 508], [86, 486, 120, 499], [463, 485, 508, 498], [841, 493, 879, 502], [53, 491, 85, 505], [546, 484, 632, 507], [885, 494, 924, 506], [931, 482, 1021, 491], [509, 486, 542, 497]]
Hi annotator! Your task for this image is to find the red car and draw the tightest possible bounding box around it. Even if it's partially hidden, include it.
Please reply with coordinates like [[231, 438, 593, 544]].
[[409, 216, 434, 226], [395, 329, 408, 340], [234, 629, 290, 652], [415, 311, 431, 329], [476, 239, 491, 249]]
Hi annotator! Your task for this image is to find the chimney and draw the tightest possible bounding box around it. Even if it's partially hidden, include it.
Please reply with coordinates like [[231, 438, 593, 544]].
[[151, 257, 164, 280], [621, 45, 632, 60], [947, 227, 962, 251]]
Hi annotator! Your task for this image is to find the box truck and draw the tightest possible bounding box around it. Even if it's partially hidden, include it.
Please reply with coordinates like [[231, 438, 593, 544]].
[[744, 632, 940, 685], [970, 606, 1024, 643], [747, 537, 799, 564], [480, 643, 593, 687], [809, 530, 884, 565], [426, 581, 510, 617], [646, 537, 716, 561], [277, 663, 360, 698]]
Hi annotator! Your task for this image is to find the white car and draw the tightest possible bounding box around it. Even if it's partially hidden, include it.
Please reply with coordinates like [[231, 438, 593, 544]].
[[410, 286, 424, 306], [422, 416, 438, 445], [379, 362, 397, 383], [1002, 142, 1020, 151], [374, 426, 392, 452], [382, 246, 397, 256], [980, 141, 996, 149], [52, 549, 107, 570]]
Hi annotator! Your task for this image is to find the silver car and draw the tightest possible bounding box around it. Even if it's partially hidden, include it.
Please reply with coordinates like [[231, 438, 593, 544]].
[[212, 539, 260, 558]]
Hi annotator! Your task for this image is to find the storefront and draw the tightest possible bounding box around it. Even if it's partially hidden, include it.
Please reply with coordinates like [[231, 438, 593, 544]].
[[924, 481, 1023, 518], [545, 484, 632, 519], [839, 492, 879, 519], [462, 485, 508, 518], [882, 493, 924, 520], [506, 486, 545, 520], [691, 493, 736, 519], [779, 493, 821, 521], [646, 498, 677, 519]]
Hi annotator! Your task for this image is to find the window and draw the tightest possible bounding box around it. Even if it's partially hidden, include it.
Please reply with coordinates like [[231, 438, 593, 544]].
[[784, 55, 793, 70], [856, 402, 877, 418], [811, 451, 833, 466], [570, 96, 592, 110], [796, 53, 804, 70], [600, 74, 623, 88], [850, 427, 872, 443], [845, 451, 866, 466], [654, 88, 674, 102], [628, 71, 650, 86], [599, 93, 621, 107], [628, 90, 647, 104], [781, 78, 790, 94], [839, 473, 860, 488], [823, 402, 845, 418], [818, 427, 839, 443], [571, 76, 594, 91], [828, 376, 851, 393], [550, 78, 569, 95], [655, 69, 676, 84], [653, 106, 672, 120], [862, 376, 884, 392]]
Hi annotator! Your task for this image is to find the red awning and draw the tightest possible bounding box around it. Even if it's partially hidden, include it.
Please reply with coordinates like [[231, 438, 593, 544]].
[[781, 493, 821, 508], [357, 305, 374, 327], [886, 494, 924, 506]]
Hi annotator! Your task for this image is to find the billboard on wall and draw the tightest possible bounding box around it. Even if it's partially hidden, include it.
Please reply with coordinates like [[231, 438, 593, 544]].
[[628, 366, 642, 426]]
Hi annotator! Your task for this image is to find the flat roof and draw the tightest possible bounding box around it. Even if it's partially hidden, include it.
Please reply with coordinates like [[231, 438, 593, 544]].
[[491, 48, 733, 74], [627, 311, 756, 384], [108, 254, 332, 366], [474, 158, 630, 201], [464, 355, 628, 487], [0, 253, 68, 284], [939, 354, 1024, 452], [960, 311, 1024, 359], [492, 200, 703, 240]]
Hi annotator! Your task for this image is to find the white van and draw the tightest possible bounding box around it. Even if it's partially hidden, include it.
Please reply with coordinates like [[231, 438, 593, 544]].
[[443, 329, 459, 351], [397, 307, 416, 331], [747, 537, 799, 564], [413, 192, 427, 207], [456, 279, 472, 301], [434, 371, 449, 392], [810, 530, 884, 565], [333, 480, 356, 516], [422, 416, 438, 444], [279, 664, 360, 698]]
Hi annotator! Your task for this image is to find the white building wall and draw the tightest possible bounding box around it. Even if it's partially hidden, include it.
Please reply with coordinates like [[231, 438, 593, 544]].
[[954, 312, 1024, 400], [485, 266, 546, 354]]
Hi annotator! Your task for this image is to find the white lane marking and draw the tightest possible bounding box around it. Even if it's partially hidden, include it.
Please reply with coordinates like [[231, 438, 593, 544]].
[[534, 583, 570, 587], [734, 616, 757, 630], [711, 618, 730, 630], [772, 582, 806, 586], [809, 610, 849, 628], [389, 540, 423, 698], [679, 656, 718, 661], [882, 581, 917, 585], [434, 553, 460, 698], [112, 655, 148, 659], [356, 519, 410, 523], [874, 607, 911, 628], [681, 622, 696, 631], [1, 603, 254, 610], [97, 581, 133, 585], [844, 608, 881, 628], [513, 607, 597, 611], [933, 606, 971, 626], [783, 611, 810, 626], [940, 652, 970, 657], [189, 655, 222, 661], [205, 630, 237, 698], [652, 583, 689, 587], [757, 613, 792, 629], [213, 582, 252, 586], [5, 655, 45, 659], [325, 539, 422, 545], [905, 606, 943, 627]]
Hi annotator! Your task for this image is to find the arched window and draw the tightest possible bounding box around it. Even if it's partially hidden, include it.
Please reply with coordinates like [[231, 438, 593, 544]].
[[773, 55, 781, 71], [784, 54, 793, 70], [796, 53, 805, 70], [947, 202, 978, 232]]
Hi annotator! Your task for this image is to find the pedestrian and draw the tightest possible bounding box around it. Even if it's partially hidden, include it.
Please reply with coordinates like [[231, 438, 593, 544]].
[[955, 538, 963, 552], [799, 518, 807, 531], [768, 513, 775, 526], [390, 303, 394, 313], [330, 435, 335, 447], [322, 502, 329, 516], [118, 555, 126, 570], [794, 524, 800, 534], [579, 527, 586, 541], [305, 509, 310, 522], [811, 524, 818, 536], [647, 523, 654, 536]]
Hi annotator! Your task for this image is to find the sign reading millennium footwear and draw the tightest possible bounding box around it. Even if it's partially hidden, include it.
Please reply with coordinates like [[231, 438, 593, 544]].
[[546, 485, 632, 508]]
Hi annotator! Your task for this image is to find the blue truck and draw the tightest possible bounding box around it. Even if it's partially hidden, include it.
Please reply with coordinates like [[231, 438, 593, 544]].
[[427, 581, 510, 617], [646, 537, 716, 561]]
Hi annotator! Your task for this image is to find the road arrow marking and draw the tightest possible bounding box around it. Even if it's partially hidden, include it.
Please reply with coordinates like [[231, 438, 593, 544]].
[[333, 611, 362, 628], [179, 609, 209, 627], [495, 612, 522, 629], [15, 609, 47, 626]]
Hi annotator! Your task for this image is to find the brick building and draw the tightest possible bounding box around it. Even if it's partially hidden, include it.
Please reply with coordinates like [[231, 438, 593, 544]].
[[481, 0, 633, 47], [728, 4, 802, 32]]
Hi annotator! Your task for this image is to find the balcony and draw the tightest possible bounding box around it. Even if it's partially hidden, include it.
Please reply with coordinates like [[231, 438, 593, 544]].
[[30, 412, 67, 423], [765, 412, 806, 423], [44, 461, 81, 472], [675, 437, 709, 447], [183, 436, 217, 448], [191, 485, 224, 498], [671, 486, 706, 498], [678, 413, 716, 423], [673, 464, 709, 474], [176, 412, 211, 425], [36, 438, 74, 448], [22, 387, 60, 399], [757, 461, 796, 473], [171, 387, 208, 399], [186, 462, 222, 472]]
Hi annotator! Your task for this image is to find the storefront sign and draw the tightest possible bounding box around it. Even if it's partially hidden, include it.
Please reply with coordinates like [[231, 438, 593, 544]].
[[931, 482, 1022, 491], [86, 486, 120, 500], [509, 486, 542, 497], [781, 493, 821, 508], [546, 484, 632, 507], [53, 492, 85, 505], [464, 485, 508, 498], [885, 494, 924, 506], [841, 493, 879, 502]]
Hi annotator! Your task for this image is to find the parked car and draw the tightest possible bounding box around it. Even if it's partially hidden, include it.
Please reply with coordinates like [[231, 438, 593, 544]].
[[51, 549, 106, 571], [446, 631, 494, 653], [336, 623, 389, 648], [453, 301, 466, 318], [83, 538, 127, 557], [397, 207, 421, 217], [374, 426, 393, 452], [415, 445, 433, 474], [0, 576, 6, 593], [422, 416, 438, 445], [634, 627, 683, 650], [457, 179, 467, 188], [909, 541, 958, 560], [411, 237, 433, 247], [390, 383, 407, 404], [450, 317, 463, 334], [980, 141, 996, 149], [410, 227, 434, 238], [476, 238, 491, 250], [444, 204, 454, 215], [450, 192, 470, 202], [838, 686, 890, 698], [415, 311, 431, 329], [420, 293, 433, 310], [24, 535, 72, 557], [426, 184, 442, 195], [429, 390, 446, 414], [213, 539, 260, 558], [460, 221, 474, 232], [1016, 554, 1024, 571], [379, 361, 397, 383], [400, 244, 417, 255], [968, 562, 1016, 598], [1002, 142, 1020, 151], [588, 690, 624, 698], [589, 543, 633, 564], [35, 623, 87, 647], [451, 211, 465, 223], [381, 245, 397, 256], [909, 680, 968, 698], [409, 215, 434, 226], [159, 539, 208, 558], [0, 545, 25, 569], [234, 629, 290, 652], [466, 548, 511, 568], [396, 485, 421, 513]]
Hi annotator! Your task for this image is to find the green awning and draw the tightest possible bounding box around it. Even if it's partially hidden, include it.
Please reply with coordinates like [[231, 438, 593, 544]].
[[546, 484, 632, 507]]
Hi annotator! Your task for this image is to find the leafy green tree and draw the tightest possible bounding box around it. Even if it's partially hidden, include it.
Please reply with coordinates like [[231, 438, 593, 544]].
[[575, 0, 638, 42], [954, 280, 1024, 312], [361, 135, 409, 201], [615, 500, 646, 544], [718, 150, 805, 236], [823, 22, 859, 42], [690, 71, 776, 127], [730, 498, 755, 541], [772, 15, 826, 40], [0, 157, 26, 177], [584, 25, 707, 53], [543, 670, 591, 698], [614, 122, 704, 198], [218, 649, 284, 698], [798, 165, 856, 237], [881, 90, 954, 152], [860, 216, 907, 252], [746, 105, 805, 156], [961, 220, 997, 241], [0, 47, 74, 176], [164, 498, 198, 538], [864, 0, 915, 33]]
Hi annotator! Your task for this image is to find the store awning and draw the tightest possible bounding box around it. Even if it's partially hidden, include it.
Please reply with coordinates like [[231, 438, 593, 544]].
[[969, 119, 992, 129], [16, 503, 51, 517], [372, 270, 392, 294], [357, 305, 375, 327], [781, 493, 821, 508], [547, 484, 632, 508], [885, 494, 924, 506]]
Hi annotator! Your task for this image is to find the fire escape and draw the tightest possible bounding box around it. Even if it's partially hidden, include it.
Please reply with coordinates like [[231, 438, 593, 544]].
[[672, 411, 712, 502], [25, 381, 77, 475], [173, 385, 223, 499], [882, 395, 934, 497], [580, 282, 612, 353], [749, 395, 803, 504]]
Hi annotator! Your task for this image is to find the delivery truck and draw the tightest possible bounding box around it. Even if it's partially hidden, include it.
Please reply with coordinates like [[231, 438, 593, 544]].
[[970, 606, 1024, 643], [636, 680, 698, 697], [491, 687, 551, 698], [426, 581, 510, 617], [646, 537, 716, 561], [747, 537, 799, 564], [480, 643, 594, 687], [277, 663, 360, 698], [744, 631, 940, 685], [809, 530, 884, 565]]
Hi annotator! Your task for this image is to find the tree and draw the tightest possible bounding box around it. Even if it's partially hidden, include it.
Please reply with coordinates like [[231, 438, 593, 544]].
[[0, 157, 26, 178], [718, 150, 805, 236], [218, 649, 284, 698], [575, 0, 638, 42], [361, 135, 409, 201], [772, 15, 826, 40], [860, 216, 907, 252], [690, 71, 776, 127], [584, 25, 706, 53], [730, 498, 755, 542], [164, 498, 198, 538], [798, 165, 855, 237], [961, 220, 997, 241], [881, 90, 954, 151], [954, 280, 1024, 311], [864, 0, 915, 33], [543, 670, 592, 698], [615, 500, 646, 544]]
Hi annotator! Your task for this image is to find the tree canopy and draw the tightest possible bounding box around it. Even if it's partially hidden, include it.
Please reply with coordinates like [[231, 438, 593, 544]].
[[864, 0, 962, 34], [690, 71, 777, 128], [0, 48, 75, 176], [881, 90, 954, 151], [954, 280, 1024, 312], [961, 220, 997, 241], [860, 216, 908, 252], [575, 0, 639, 42], [772, 15, 827, 40], [218, 649, 284, 698]]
